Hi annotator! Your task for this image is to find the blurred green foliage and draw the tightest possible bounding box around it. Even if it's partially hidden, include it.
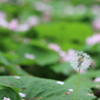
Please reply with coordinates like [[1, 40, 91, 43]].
[[0, 0, 100, 99]]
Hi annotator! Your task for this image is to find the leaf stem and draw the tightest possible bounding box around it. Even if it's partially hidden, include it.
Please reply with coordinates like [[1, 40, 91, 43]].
[[74, 69, 80, 100]]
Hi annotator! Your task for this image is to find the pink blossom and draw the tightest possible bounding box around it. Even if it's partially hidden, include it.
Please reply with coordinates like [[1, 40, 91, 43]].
[[34, 1, 52, 12], [3, 97, 11, 100], [0, 18, 8, 28], [48, 43, 61, 52], [27, 16, 39, 26], [16, 23, 30, 32], [9, 19, 18, 31], [92, 18, 100, 30], [86, 33, 100, 45], [76, 69, 86, 74], [61, 49, 76, 62], [91, 5, 100, 15], [34, 1, 47, 11], [0, 12, 8, 28], [42, 11, 51, 22], [59, 51, 66, 57], [24, 53, 35, 60], [0, 12, 6, 18], [93, 77, 100, 82]]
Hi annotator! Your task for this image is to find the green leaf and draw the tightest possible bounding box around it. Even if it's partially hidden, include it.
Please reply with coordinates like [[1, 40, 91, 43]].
[[32, 46, 60, 66], [34, 22, 93, 50], [0, 76, 96, 100], [0, 85, 21, 100], [64, 74, 96, 88], [16, 43, 60, 66], [50, 62, 72, 75], [64, 70, 100, 89], [83, 70, 100, 78], [0, 52, 28, 75]]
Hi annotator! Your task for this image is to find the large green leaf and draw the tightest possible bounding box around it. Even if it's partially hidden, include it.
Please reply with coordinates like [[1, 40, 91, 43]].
[[0, 76, 96, 100], [34, 22, 93, 50]]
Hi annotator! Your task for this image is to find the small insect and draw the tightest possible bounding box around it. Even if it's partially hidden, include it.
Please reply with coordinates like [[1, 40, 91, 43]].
[[78, 57, 83, 62], [22, 87, 26, 90], [77, 56, 84, 67]]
